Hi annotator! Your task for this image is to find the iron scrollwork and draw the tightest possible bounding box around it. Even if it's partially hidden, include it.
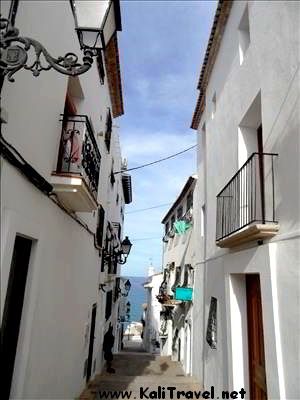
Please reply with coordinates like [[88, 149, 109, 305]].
[[0, 17, 96, 82], [58, 115, 101, 196], [81, 133, 100, 195]]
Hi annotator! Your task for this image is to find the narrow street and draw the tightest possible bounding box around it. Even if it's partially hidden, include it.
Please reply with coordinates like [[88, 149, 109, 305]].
[[80, 348, 201, 400]]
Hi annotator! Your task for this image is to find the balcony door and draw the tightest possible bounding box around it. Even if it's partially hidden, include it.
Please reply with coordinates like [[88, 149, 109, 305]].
[[246, 274, 267, 400]]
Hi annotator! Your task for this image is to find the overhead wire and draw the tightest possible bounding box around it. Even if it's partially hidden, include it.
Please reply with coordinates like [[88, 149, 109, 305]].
[[125, 202, 172, 214], [114, 143, 197, 174], [131, 237, 162, 242]]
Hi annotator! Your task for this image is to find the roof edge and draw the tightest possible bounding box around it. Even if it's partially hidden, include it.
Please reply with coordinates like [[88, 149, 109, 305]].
[[191, 0, 233, 130], [161, 176, 197, 224]]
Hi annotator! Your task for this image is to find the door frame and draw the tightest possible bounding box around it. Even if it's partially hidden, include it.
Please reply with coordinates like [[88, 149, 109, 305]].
[[1, 236, 33, 400], [226, 254, 284, 400], [86, 303, 97, 382], [1, 210, 42, 399]]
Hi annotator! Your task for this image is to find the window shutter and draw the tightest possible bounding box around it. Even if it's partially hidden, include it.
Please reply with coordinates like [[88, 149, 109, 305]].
[[114, 277, 120, 302], [105, 109, 112, 152], [97, 53, 105, 84], [105, 290, 113, 320], [96, 206, 105, 247]]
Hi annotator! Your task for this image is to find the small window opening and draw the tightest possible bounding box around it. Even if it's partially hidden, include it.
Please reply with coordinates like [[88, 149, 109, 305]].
[[211, 92, 216, 120], [238, 5, 250, 65], [187, 192, 193, 211], [201, 204, 206, 237], [177, 206, 183, 220]]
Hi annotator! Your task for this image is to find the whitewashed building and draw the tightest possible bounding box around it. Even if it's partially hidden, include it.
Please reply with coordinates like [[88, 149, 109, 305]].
[[159, 176, 197, 375], [143, 268, 163, 353], [1, 1, 132, 399], [115, 277, 132, 351], [191, 1, 300, 399]]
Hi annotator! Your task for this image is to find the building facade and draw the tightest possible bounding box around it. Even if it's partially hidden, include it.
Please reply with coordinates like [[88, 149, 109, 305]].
[[159, 176, 197, 376], [143, 269, 163, 354], [1, 1, 132, 399], [191, 1, 300, 399]]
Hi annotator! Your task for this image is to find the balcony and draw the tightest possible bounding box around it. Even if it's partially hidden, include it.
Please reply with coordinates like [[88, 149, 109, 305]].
[[216, 152, 279, 248], [51, 115, 101, 212]]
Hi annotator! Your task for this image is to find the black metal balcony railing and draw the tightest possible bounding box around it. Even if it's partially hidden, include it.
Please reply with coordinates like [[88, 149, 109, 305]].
[[216, 152, 278, 241], [56, 114, 101, 196]]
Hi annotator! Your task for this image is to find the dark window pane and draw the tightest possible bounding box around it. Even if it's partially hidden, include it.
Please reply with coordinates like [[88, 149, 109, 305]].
[[105, 290, 113, 320], [187, 193, 193, 211], [96, 206, 105, 247], [177, 206, 183, 220], [97, 52, 105, 84], [105, 109, 112, 152]]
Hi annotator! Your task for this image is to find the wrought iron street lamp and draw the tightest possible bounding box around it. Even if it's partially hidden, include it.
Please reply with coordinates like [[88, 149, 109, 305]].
[[118, 278, 131, 297], [0, 0, 119, 84], [124, 279, 131, 294], [114, 236, 133, 265]]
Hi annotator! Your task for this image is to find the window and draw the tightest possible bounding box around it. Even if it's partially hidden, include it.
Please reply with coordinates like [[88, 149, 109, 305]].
[[177, 206, 183, 220], [100, 252, 105, 272], [114, 278, 120, 302], [186, 192, 193, 211], [201, 204, 205, 237], [211, 92, 216, 119], [97, 52, 105, 84], [171, 215, 175, 229], [96, 206, 105, 247], [105, 290, 113, 320], [171, 266, 181, 292], [238, 5, 250, 65], [110, 160, 115, 186], [105, 109, 112, 152], [182, 264, 191, 287]]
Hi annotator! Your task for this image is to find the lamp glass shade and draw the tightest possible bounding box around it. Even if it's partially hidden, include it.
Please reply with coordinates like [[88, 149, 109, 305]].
[[121, 236, 132, 256], [73, 0, 116, 49], [73, 1, 108, 28], [78, 29, 102, 49]]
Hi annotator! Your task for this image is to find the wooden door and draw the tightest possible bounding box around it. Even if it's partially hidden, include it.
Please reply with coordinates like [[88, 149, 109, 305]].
[[246, 274, 267, 399]]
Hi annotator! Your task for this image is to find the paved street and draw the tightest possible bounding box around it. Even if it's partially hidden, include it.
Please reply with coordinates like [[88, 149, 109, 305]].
[[80, 351, 201, 400]]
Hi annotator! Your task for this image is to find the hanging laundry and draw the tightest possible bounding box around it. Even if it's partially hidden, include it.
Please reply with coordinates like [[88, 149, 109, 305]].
[[174, 220, 191, 234]]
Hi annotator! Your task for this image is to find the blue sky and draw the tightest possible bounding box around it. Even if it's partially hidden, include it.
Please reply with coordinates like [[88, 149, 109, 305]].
[[118, 1, 217, 277]]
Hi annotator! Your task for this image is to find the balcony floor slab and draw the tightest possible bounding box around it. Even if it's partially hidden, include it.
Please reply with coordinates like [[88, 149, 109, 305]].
[[50, 173, 98, 212], [216, 223, 279, 248]]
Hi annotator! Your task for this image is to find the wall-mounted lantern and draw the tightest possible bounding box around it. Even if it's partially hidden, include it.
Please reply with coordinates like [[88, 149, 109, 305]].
[[0, 0, 120, 86], [114, 236, 132, 265], [117, 278, 131, 297]]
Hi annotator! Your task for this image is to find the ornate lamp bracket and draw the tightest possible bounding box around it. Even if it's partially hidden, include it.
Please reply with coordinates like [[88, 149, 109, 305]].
[[0, 17, 96, 83]]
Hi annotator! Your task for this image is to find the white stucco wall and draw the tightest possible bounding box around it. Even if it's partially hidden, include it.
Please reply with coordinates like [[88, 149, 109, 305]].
[[161, 179, 197, 374], [1, 1, 127, 398], [194, 1, 300, 398], [143, 273, 163, 353]]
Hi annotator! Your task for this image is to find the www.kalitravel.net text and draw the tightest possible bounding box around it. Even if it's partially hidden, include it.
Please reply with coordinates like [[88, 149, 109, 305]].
[[97, 386, 247, 399]]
